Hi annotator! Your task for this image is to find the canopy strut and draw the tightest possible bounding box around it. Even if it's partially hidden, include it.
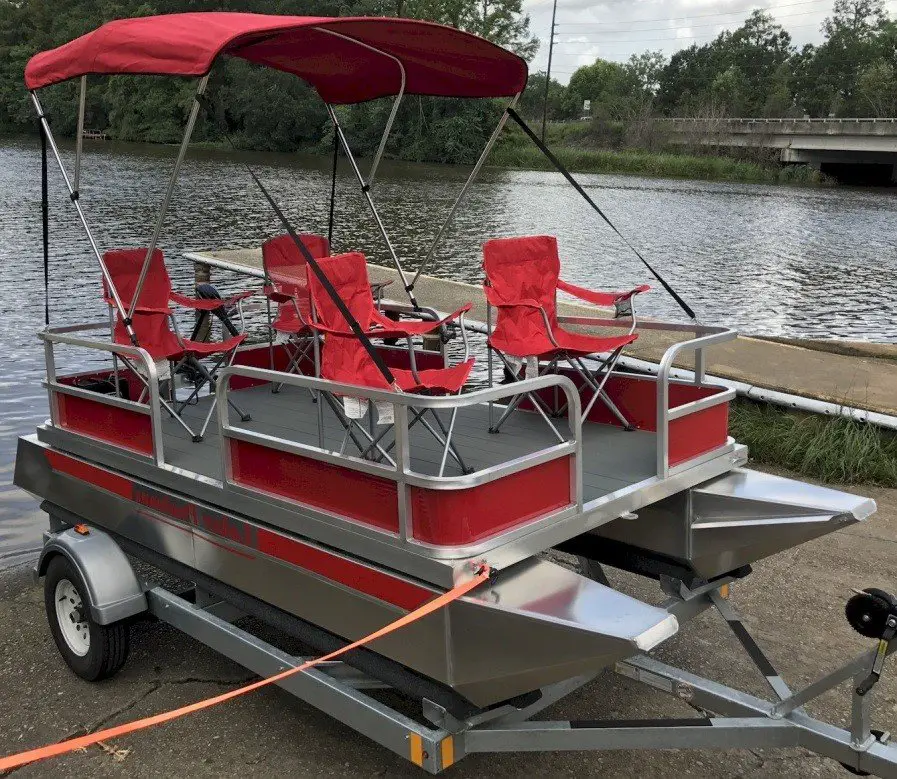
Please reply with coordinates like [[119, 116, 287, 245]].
[[199, 96, 397, 389], [507, 108, 698, 322], [39, 120, 49, 326], [411, 94, 519, 290], [327, 124, 338, 247]]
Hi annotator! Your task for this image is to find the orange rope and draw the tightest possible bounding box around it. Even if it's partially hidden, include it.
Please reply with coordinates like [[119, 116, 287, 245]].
[[0, 567, 489, 772]]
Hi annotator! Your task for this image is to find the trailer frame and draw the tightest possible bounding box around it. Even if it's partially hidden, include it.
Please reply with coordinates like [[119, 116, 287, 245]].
[[34, 522, 897, 776]]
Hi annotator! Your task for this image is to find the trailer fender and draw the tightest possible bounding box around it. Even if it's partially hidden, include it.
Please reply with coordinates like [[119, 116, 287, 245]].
[[35, 528, 147, 625]]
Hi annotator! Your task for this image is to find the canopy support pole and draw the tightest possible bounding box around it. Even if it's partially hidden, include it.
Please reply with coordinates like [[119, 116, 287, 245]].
[[410, 93, 519, 290], [327, 124, 338, 247], [73, 75, 86, 196], [311, 27, 407, 189], [30, 91, 135, 344], [129, 74, 210, 319], [325, 103, 418, 308]]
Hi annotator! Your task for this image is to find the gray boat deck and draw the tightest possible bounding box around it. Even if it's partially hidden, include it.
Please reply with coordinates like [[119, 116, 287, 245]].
[[163, 384, 658, 502]]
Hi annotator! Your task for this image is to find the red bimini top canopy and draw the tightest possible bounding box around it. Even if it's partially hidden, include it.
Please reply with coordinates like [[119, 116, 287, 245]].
[[24, 12, 528, 104]]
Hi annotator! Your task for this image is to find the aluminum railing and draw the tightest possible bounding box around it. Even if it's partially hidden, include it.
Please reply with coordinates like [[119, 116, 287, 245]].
[[554, 315, 737, 478], [39, 323, 166, 466], [217, 367, 585, 542]]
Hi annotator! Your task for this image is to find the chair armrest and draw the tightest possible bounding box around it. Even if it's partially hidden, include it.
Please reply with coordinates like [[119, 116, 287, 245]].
[[370, 304, 472, 336], [263, 285, 294, 305], [557, 279, 650, 306], [170, 289, 254, 311]]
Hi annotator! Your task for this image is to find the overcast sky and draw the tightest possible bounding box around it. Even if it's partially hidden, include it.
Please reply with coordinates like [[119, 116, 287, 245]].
[[525, 0, 897, 82]]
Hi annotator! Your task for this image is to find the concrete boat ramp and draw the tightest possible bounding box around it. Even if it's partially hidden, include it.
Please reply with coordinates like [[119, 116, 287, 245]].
[[191, 248, 897, 419]]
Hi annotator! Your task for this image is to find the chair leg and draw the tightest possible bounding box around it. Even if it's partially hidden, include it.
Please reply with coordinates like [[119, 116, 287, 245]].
[[416, 411, 468, 473], [488, 351, 565, 443], [321, 392, 396, 466], [438, 408, 461, 477], [274, 337, 314, 395], [569, 351, 634, 429]]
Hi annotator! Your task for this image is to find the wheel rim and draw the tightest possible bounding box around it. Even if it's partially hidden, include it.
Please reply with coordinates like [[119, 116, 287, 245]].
[[54, 579, 89, 656]]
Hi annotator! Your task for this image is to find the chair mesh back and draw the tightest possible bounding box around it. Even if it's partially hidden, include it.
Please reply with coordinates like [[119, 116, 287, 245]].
[[102, 248, 181, 359], [263, 234, 330, 323], [103, 248, 171, 311], [482, 235, 561, 325], [306, 252, 374, 333], [481, 236, 562, 357]]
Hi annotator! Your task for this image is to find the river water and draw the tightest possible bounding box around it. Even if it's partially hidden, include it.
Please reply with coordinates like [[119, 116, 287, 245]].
[[1, 136, 896, 565]]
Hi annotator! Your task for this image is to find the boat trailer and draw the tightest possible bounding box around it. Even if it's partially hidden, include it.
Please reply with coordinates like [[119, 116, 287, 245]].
[[12, 11, 897, 774], [28, 510, 897, 776]]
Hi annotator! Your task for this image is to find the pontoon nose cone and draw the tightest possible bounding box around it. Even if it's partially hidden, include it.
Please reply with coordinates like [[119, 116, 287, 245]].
[[446, 558, 678, 706], [591, 468, 875, 581]]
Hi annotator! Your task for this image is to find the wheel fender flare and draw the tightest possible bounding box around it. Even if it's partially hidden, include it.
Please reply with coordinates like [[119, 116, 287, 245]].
[[36, 528, 147, 625]]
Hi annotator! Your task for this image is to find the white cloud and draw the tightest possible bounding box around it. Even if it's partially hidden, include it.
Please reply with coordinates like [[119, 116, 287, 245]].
[[526, 0, 897, 83]]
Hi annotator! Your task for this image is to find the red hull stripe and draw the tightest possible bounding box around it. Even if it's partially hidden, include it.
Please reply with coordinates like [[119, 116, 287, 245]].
[[45, 450, 133, 499], [255, 527, 433, 611], [43, 449, 434, 611]]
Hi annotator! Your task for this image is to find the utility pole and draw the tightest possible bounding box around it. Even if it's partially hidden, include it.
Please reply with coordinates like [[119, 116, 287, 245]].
[[541, 0, 558, 143]]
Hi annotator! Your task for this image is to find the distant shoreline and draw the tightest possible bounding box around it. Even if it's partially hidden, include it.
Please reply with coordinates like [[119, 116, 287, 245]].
[[0, 131, 831, 187]]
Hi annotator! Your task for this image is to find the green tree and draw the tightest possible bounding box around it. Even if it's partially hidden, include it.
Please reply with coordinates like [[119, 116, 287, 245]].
[[794, 0, 889, 114], [564, 58, 642, 120], [710, 66, 749, 115], [518, 71, 568, 121], [856, 58, 897, 115]]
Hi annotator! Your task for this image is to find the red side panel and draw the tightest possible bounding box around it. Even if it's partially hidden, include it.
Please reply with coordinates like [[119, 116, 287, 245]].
[[229, 439, 400, 532], [55, 393, 153, 456], [668, 402, 729, 467], [410, 456, 572, 546], [524, 371, 731, 469]]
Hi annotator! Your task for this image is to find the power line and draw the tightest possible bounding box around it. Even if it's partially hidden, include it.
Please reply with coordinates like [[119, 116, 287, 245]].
[[553, 8, 831, 35], [554, 22, 821, 45], [553, 0, 833, 26]]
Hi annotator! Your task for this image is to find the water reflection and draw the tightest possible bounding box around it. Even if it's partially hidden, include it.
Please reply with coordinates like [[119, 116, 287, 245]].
[[1, 136, 895, 564]]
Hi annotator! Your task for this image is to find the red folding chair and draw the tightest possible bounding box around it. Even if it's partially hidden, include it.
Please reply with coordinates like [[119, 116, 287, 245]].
[[262, 233, 329, 391], [482, 235, 649, 432], [102, 248, 251, 442], [306, 252, 474, 475]]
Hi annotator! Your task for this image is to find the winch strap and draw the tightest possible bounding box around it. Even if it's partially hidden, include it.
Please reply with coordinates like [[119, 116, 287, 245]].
[[507, 108, 697, 322], [0, 567, 490, 772]]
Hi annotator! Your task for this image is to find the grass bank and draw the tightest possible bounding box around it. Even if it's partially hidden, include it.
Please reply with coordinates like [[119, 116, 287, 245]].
[[730, 398, 897, 487], [489, 141, 829, 185]]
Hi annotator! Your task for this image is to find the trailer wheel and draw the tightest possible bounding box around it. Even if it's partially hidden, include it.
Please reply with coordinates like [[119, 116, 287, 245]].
[[44, 555, 130, 681]]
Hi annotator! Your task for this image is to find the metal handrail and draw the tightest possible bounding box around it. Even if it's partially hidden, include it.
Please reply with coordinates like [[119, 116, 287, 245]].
[[655, 327, 737, 478], [40, 323, 165, 466], [217, 365, 583, 506]]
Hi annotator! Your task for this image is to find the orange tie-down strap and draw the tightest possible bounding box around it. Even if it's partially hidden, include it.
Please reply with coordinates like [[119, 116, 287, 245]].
[[0, 567, 490, 772]]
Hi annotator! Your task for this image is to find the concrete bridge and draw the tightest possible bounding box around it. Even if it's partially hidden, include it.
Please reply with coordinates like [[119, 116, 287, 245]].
[[659, 117, 897, 180]]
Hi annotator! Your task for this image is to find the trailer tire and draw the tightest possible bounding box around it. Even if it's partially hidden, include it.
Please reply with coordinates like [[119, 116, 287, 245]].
[[44, 555, 130, 681]]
